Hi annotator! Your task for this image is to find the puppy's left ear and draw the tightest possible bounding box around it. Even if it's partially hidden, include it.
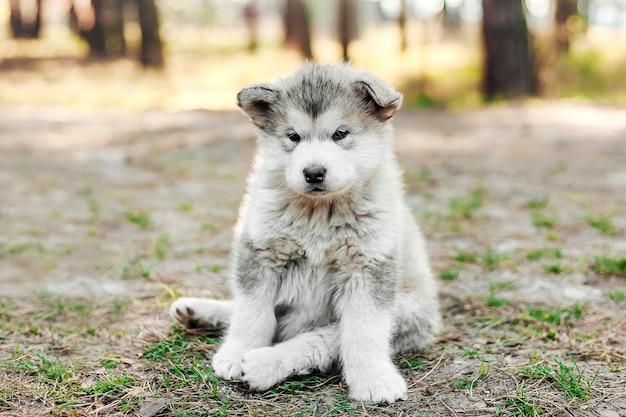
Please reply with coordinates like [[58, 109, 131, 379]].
[[354, 75, 403, 121], [237, 85, 280, 130]]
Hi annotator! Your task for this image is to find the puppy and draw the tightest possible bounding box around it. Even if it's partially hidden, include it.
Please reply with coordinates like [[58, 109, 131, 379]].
[[170, 63, 440, 403]]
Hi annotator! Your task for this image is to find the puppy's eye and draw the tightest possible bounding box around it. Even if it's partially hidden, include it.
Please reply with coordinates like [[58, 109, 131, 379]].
[[332, 129, 349, 141], [287, 132, 301, 143]]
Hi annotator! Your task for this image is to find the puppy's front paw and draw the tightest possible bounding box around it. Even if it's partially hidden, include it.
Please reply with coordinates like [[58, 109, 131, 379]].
[[345, 362, 407, 403], [169, 298, 206, 329], [212, 347, 245, 380], [242, 347, 292, 391], [169, 297, 231, 330]]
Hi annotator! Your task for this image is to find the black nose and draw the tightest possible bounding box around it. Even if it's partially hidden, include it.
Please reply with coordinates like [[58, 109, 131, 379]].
[[303, 166, 327, 184]]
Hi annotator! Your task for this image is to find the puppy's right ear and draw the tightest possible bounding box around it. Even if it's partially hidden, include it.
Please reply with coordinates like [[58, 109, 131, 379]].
[[237, 85, 280, 130]]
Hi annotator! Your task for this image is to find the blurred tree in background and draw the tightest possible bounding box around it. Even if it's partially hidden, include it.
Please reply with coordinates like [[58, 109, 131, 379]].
[[244, 0, 260, 53], [398, 0, 408, 51], [555, 0, 580, 54], [65, 0, 162, 66], [9, 0, 42, 39], [69, 0, 124, 58], [137, 0, 163, 67], [482, 0, 538, 99], [283, 0, 313, 59], [1, 0, 626, 108], [338, 0, 358, 60]]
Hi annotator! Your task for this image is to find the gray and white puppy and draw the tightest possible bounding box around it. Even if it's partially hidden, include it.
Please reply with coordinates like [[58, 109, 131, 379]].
[[170, 63, 441, 403]]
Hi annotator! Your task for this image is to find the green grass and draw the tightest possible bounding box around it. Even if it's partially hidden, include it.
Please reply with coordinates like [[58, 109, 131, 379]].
[[590, 256, 626, 278], [202, 222, 218, 232], [405, 166, 434, 192], [1, 348, 144, 414], [541, 262, 567, 275], [525, 247, 563, 261], [155, 234, 170, 260], [321, 393, 365, 416], [486, 281, 511, 307], [4, 242, 46, 256], [143, 325, 219, 363], [4, 352, 79, 389], [518, 358, 597, 401], [179, 201, 195, 212], [481, 248, 510, 272], [81, 187, 101, 218], [525, 197, 550, 210], [525, 304, 584, 325], [398, 355, 423, 373], [143, 327, 191, 361], [414, 166, 433, 184], [486, 291, 507, 307], [100, 357, 120, 370], [454, 247, 510, 272], [32, 296, 93, 321], [448, 186, 485, 221], [607, 291, 625, 302], [454, 251, 479, 264], [83, 374, 139, 395], [531, 212, 557, 229], [454, 347, 492, 392], [497, 390, 545, 417], [453, 377, 474, 391], [143, 326, 225, 397], [124, 209, 152, 229], [584, 215, 618, 235], [439, 267, 461, 281], [271, 374, 333, 396], [121, 257, 153, 280]]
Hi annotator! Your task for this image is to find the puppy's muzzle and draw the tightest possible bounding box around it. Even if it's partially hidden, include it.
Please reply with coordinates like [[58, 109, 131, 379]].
[[303, 166, 327, 184]]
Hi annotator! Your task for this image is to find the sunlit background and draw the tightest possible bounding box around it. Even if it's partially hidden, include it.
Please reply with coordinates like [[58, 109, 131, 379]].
[[1, 0, 626, 110]]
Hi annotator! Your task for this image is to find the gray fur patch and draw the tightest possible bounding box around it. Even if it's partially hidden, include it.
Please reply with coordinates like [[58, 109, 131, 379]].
[[328, 238, 398, 308], [236, 63, 403, 135], [234, 236, 307, 295], [284, 69, 344, 119], [391, 295, 441, 353]]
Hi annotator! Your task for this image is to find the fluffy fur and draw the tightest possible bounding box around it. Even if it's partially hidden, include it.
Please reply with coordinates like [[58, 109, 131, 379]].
[[170, 63, 441, 403]]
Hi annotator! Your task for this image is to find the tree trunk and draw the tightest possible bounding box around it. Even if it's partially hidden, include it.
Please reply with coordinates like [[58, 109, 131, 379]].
[[9, 0, 22, 38], [398, 0, 407, 52], [554, 0, 578, 54], [481, 0, 538, 99], [31, 0, 42, 38], [106, 0, 126, 56], [84, 0, 107, 57], [136, 0, 164, 68], [338, 0, 357, 61], [283, 0, 314, 60], [244, 0, 259, 54], [9, 0, 42, 39]]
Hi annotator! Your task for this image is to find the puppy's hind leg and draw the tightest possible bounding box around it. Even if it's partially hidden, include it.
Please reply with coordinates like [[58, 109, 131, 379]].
[[391, 292, 441, 354], [241, 325, 339, 391], [170, 298, 233, 330]]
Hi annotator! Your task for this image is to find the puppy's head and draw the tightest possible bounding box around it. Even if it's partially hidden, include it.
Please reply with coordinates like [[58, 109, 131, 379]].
[[238, 63, 402, 197]]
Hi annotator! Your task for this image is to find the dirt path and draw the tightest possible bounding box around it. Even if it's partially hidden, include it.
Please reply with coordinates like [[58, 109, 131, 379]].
[[1, 103, 625, 416]]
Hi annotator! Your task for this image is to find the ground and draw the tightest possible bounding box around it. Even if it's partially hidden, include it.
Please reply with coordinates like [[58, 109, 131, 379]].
[[0, 102, 625, 417]]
